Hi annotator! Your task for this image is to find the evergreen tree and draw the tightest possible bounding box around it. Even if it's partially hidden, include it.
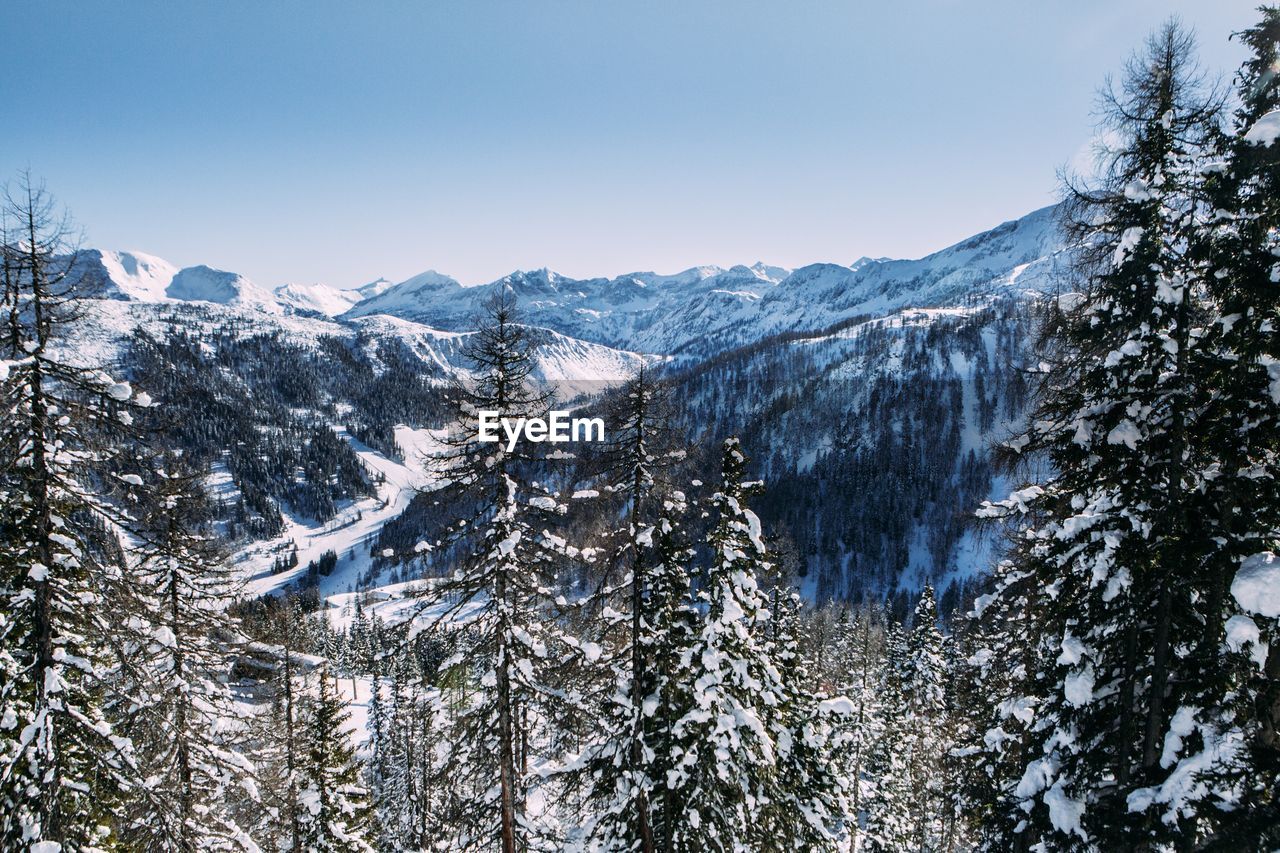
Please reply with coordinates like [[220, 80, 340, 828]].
[[901, 586, 950, 851], [1191, 7, 1280, 843], [249, 602, 311, 852], [965, 22, 1239, 848], [663, 438, 790, 851], [862, 623, 913, 853], [828, 605, 885, 848], [297, 671, 374, 852], [577, 366, 691, 851], [407, 292, 582, 851], [757, 582, 850, 849], [117, 451, 259, 851], [0, 174, 147, 850]]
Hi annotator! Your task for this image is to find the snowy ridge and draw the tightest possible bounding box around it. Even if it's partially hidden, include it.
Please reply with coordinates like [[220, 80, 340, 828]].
[[165, 265, 281, 313], [74, 204, 1067, 358], [345, 204, 1068, 356]]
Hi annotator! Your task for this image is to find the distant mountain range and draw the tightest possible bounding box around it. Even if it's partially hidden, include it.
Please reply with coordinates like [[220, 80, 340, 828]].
[[72, 204, 1068, 360]]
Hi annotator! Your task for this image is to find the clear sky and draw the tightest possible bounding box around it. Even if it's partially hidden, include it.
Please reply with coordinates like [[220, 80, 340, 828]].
[[0, 1, 1261, 287]]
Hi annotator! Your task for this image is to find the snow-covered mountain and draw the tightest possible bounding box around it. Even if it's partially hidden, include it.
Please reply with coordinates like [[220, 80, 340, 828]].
[[273, 282, 364, 316], [344, 204, 1067, 356], [68, 249, 179, 301], [76, 204, 1067, 359], [61, 204, 1069, 602], [164, 265, 281, 313]]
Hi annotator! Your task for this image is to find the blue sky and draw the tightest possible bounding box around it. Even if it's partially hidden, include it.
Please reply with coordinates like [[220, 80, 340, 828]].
[[1, 1, 1259, 287]]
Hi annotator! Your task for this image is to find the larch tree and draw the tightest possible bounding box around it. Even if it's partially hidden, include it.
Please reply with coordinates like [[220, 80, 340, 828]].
[[0, 174, 149, 850]]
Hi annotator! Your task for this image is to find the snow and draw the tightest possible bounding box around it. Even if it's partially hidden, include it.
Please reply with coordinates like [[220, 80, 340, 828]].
[[1243, 109, 1280, 146], [1057, 635, 1086, 667], [1231, 551, 1280, 617], [1123, 178, 1152, 202], [818, 696, 857, 715], [1106, 420, 1141, 450], [1044, 780, 1087, 840], [1226, 615, 1268, 669], [1113, 226, 1144, 267], [346, 204, 1067, 356], [95, 249, 179, 301], [273, 281, 363, 316], [241, 425, 447, 598], [166, 265, 281, 314], [1063, 666, 1095, 707], [153, 626, 177, 648]]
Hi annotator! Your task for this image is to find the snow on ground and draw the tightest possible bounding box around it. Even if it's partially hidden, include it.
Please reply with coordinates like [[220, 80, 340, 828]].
[[239, 425, 447, 598], [323, 578, 489, 635]]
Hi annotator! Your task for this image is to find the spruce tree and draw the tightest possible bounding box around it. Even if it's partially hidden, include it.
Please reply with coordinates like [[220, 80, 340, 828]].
[[297, 671, 374, 852], [862, 623, 913, 853], [757, 582, 850, 849], [964, 22, 1238, 848], [901, 586, 950, 851], [116, 451, 259, 851], [663, 438, 790, 851], [406, 291, 582, 851], [577, 366, 694, 851], [1189, 7, 1280, 841]]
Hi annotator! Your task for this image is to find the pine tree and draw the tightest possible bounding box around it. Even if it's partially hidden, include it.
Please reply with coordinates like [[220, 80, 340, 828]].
[[296, 671, 374, 852], [116, 451, 259, 851], [0, 174, 149, 850], [577, 366, 695, 851], [406, 291, 582, 851], [964, 21, 1239, 848], [663, 437, 790, 851]]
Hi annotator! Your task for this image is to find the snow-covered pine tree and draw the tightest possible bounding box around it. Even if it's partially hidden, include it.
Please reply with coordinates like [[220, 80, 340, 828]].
[[1189, 8, 1280, 843], [0, 174, 151, 850], [900, 586, 950, 850], [296, 670, 374, 852], [862, 622, 913, 853], [576, 365, 694, 851], [406, 291, 582, 851], [966, 21, 1238, 848], [757, 581, 849, 849], [116, 451, 259, 851], [663, 437, 791, 851]]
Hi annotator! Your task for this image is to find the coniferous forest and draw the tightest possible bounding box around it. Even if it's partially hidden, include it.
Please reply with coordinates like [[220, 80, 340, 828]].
[[2, 10, 1280, 853]]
